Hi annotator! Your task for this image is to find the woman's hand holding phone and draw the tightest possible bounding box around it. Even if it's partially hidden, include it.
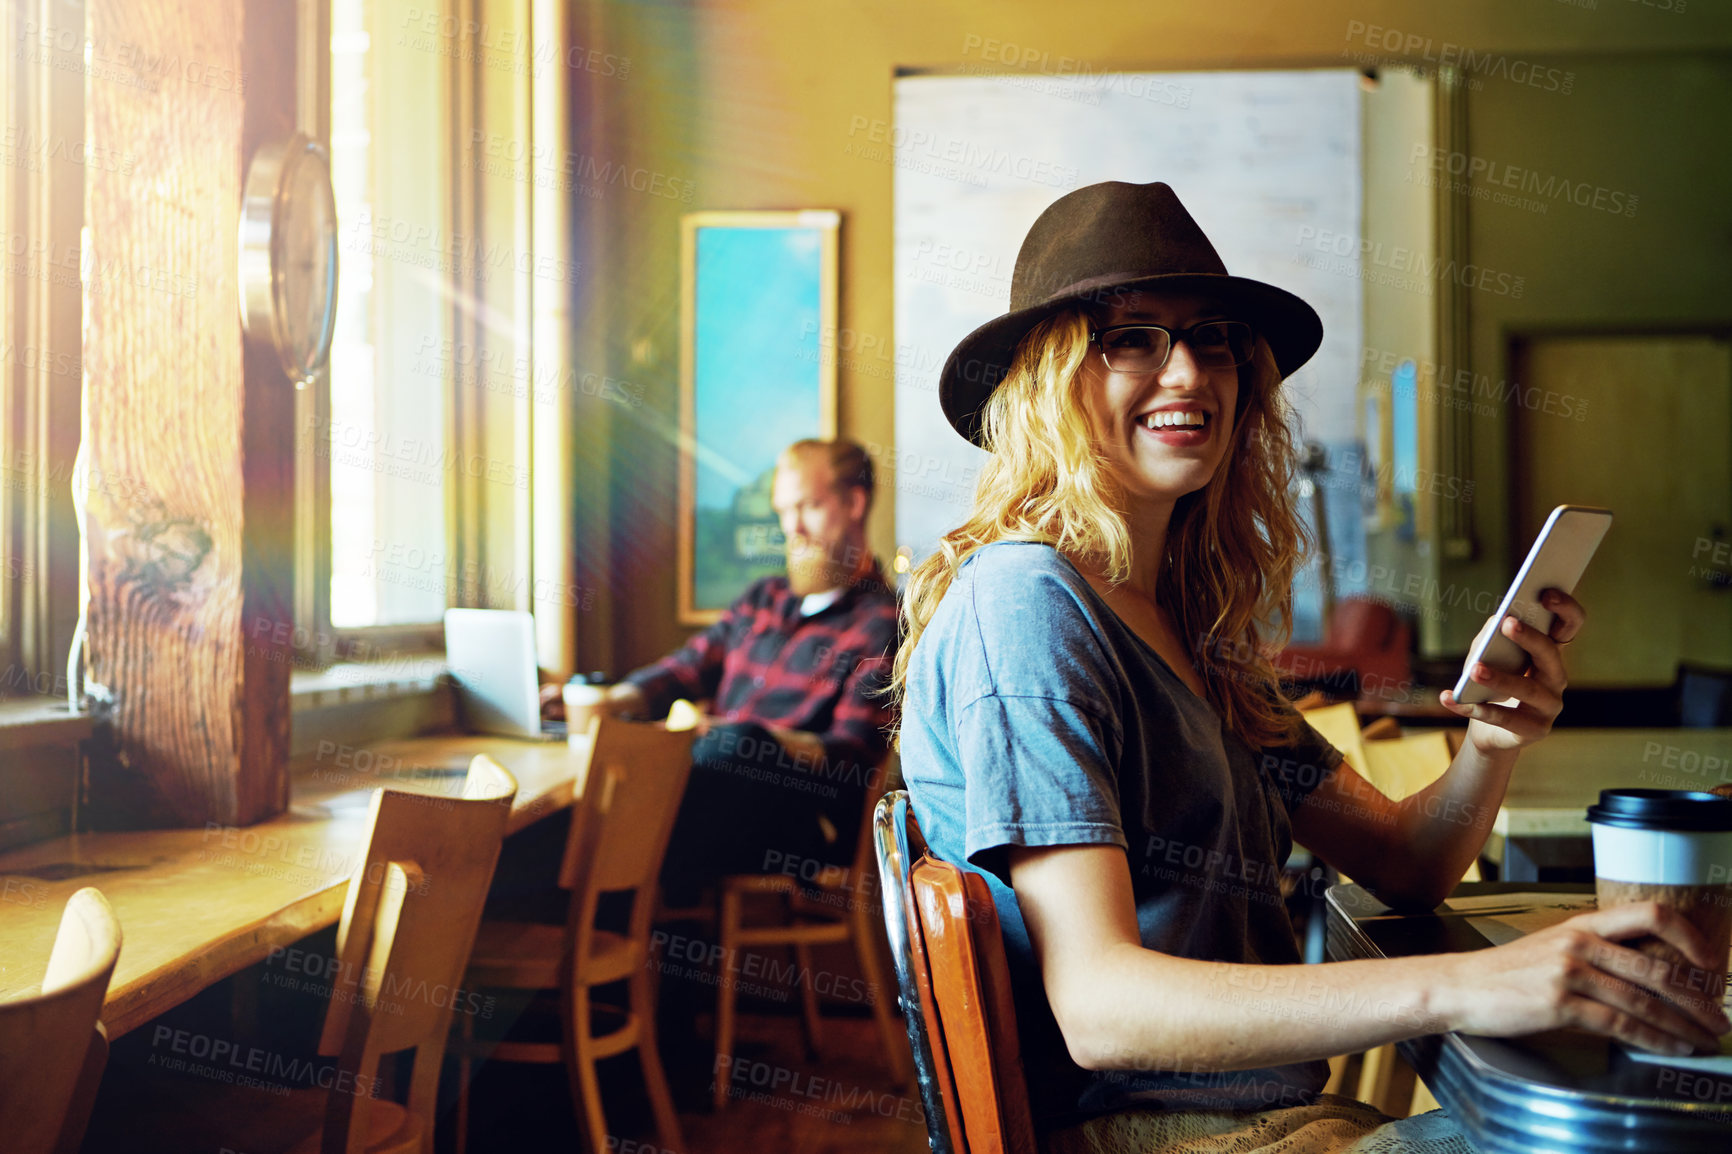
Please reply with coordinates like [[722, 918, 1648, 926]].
[[1438, 587, 1586, 754]]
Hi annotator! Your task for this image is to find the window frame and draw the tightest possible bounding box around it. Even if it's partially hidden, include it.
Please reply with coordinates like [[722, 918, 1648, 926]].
[[1, 0, 87, 706]]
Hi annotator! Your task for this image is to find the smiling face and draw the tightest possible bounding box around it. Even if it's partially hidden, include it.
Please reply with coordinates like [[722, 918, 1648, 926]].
[[1077, 292, 1242, 506]]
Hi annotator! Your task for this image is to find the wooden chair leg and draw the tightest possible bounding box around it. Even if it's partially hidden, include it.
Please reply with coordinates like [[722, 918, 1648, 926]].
[[563, 986, 612, 1154], [645, 888, 666, 1006], [794, 942, 823, 1059], [1357, 1043, 1418, 1117], [852, 911, 910, 1087], [1358, 1044, 1392, 1112], [323, 1044, 384, 1154], [1322, 1052, 1351, 1097], [1384, 1055, 1418, 1118], [454, 1010, 474, 1154], [52, 1025, 108, 1154], [714, 888, 742, 1110], [632, 969, 686, 1153]]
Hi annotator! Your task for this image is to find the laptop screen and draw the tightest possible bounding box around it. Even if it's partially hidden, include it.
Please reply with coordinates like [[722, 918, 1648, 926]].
[[443, 608, 543, 738]]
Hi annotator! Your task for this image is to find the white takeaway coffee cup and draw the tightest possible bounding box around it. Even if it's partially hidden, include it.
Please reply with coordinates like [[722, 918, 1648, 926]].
[[1587, 789, 1732, 1009]]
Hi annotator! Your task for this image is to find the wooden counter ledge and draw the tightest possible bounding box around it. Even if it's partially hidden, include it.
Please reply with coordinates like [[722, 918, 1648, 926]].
[[0, 732, 589, 1039]]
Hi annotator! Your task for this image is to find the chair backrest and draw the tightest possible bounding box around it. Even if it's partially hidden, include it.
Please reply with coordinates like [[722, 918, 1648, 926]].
[[875, 790, 1039, 1154], [558, 716, 695, 962], [1296, 700, 1371, 778], [911, 852, 1038, 1154], [0, 887, 122, 1154], [1360, 730, 1454, 801], [316, 754, 518, 1152], [1324, 596, 1408, 653], [1681, 665, 1732, 727], [874, 791, 961, 1153]]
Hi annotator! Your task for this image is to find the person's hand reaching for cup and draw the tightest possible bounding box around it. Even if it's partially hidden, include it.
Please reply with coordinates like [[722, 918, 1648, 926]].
[[1439, 586, 1585, 754], [1434, 899, 1732, 1056]]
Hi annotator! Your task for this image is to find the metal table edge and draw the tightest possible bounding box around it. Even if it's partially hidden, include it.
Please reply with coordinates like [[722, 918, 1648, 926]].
[[1325, 883, 1732, 1154]]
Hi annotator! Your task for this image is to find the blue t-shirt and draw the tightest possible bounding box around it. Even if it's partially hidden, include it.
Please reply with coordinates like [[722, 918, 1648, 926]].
[[900, 541, 1346, 1129]]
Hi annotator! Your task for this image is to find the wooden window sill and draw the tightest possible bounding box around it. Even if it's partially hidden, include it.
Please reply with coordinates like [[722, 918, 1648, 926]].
[[0, 698, 94, 754], [290, 656, 448, 710], [289, 656, 458, 756]]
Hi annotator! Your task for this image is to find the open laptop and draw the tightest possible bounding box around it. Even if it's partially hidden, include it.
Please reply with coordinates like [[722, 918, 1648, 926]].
[[443, 608, 568, 740]]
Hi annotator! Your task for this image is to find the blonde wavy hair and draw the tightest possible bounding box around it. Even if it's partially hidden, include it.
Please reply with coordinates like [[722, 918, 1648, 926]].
[[889, 302, 1315, 753]]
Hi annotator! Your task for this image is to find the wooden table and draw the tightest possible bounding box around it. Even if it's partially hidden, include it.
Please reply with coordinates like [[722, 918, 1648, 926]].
[[0, 732, 590, 1038], [1404, 728, 1732, 880], [1328, 881, 1732, 1154]]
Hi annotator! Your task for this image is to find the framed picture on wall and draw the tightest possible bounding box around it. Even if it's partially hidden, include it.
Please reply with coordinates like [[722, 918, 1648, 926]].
[[678, 210, 840, 624]]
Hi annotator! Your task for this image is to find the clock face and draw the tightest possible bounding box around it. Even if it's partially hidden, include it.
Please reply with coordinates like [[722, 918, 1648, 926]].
[[238, 133, 339, 384], [272, 143, 339, 382]]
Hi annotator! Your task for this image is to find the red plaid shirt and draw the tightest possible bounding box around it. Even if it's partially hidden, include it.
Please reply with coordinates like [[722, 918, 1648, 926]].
[[623, 562, 900, 782]]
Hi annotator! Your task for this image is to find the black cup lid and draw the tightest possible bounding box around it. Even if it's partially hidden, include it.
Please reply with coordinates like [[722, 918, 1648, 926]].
[[1586, 789, 1732, 832]]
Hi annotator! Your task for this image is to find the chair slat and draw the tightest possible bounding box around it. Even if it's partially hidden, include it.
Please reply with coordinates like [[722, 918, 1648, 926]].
[[913, 855, 1038, 1154], [317, 755, 518, 1150]]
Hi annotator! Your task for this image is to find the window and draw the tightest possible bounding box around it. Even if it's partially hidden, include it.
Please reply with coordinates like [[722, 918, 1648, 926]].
[[2, 0, 578, 696], [297, 0, 577, 673], [1, 0, 85, 701], [327, 0, 453, 630]]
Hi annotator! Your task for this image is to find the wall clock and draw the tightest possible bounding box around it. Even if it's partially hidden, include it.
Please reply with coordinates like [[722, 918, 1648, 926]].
[[238, 132, 338, 387]]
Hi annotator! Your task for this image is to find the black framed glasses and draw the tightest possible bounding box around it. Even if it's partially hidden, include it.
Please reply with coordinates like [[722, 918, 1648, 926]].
[[1090, 320, 1255, 374]]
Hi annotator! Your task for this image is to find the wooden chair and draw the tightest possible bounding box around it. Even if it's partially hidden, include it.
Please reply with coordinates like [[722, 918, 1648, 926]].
[[711, 756, 910, 1108], [0, 887, 122, 1154], [1296, 700, 1374, 778], [872, 789, 1036, 1154], [455, 716, 694, 1154], [86, 754, 518, 1154], [313, 753, 519, 1152]]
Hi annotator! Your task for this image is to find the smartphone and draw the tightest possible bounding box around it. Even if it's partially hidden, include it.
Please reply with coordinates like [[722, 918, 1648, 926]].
[[1452, 505, 1613, 706]]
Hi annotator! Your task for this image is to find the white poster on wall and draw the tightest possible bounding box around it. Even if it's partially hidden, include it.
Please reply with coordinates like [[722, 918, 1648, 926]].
[[892, 69, 1363, 560]]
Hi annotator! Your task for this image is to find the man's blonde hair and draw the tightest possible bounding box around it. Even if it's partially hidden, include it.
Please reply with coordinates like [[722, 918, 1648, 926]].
[[778, 438, 875, 515]]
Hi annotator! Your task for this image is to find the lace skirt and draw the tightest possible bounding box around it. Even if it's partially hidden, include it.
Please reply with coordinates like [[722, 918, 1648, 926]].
[[1040, 1094, 1476, 1154]]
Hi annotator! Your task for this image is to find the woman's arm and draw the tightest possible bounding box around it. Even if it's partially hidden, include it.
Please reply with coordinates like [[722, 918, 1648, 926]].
[[1008, 841, 1731, 1074], [1290, 749, 1513, 911], [1290, 588, 1585, 910]]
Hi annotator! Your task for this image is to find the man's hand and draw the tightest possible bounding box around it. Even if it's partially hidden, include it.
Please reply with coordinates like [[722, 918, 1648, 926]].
[[604, 683, 649, 718], [539, 681, 650, 723], [766, 725, 826, 768]]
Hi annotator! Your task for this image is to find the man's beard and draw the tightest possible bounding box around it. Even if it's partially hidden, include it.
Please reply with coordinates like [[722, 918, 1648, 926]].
[[785, 535, 855, 596]]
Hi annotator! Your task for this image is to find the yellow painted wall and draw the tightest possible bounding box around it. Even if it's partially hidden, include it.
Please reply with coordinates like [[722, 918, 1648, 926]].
[[1456, 53, 1732, 651]]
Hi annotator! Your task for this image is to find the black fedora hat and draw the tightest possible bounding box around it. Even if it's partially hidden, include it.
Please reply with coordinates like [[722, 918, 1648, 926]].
[[938, 181, 1323, 448]]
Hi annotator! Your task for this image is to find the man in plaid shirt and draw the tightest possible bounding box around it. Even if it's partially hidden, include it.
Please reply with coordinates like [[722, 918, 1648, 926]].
[[596, 439, 899, 901]]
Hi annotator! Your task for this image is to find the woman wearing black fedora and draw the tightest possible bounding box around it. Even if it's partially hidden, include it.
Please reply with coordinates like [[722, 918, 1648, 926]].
[[890, 181, 1729, 1152]]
